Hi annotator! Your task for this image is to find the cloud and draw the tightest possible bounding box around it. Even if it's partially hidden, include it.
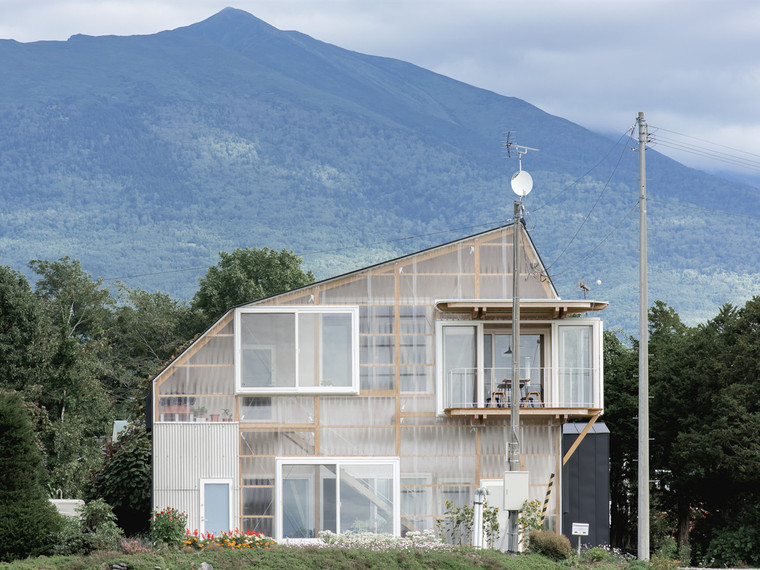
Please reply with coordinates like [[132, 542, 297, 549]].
[[1, 0, 758, 175]]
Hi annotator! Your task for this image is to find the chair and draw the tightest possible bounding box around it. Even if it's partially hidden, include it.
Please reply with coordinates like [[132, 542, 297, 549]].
[[489, 390, 506, 408], [524, 391, 543, 408]]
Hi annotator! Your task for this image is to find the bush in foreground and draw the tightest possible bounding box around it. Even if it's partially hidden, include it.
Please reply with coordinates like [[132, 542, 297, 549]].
[[527, 529, 573, 561], [0, 392, 63, 562]]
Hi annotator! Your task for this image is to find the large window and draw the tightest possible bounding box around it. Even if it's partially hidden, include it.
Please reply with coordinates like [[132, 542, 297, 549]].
[[275, 458, 400, 539], [436, 319, 602, 412], [235, 307, 359, 394]]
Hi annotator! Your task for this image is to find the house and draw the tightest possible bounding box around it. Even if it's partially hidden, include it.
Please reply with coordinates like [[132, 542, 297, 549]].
[[150, 223, 608, 543]]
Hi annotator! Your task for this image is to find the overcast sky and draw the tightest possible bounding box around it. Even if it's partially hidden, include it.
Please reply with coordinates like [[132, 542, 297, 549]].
[[2, 0, 760, 178]]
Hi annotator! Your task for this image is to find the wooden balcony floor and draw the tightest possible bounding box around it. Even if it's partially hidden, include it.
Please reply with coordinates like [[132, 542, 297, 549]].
[[444, 406, 603, 421]]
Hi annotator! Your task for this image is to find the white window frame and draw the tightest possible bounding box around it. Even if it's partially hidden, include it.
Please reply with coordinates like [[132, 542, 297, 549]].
[[550, 319, 603, 408], [235, 306, 360, 395], [436, 318, 603, 414], [275, 457, 401, 541]]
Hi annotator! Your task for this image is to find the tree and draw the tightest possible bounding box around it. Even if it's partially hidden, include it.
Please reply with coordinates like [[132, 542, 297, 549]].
[[28, 257, 114, 497], [192, 247, 315, 329], [111, 286, 196, 419], [0, 391, 63, 561], [89, 423, 152, 536], [0, 265, 53, 393], [601, 330, 638, 550]]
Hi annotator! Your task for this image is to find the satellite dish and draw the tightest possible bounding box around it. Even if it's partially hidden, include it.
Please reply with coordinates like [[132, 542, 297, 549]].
[[511, 170, 533, 197]]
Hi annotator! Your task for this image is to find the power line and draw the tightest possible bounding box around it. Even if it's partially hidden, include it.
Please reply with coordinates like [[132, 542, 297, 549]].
[[546, 201, 638, 280], [649, 125, 760, 173], [544, 126, 634, 272], [532, 127, 634, 213]]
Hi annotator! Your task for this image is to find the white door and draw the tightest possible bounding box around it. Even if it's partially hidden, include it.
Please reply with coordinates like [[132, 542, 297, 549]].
[[201, 479, 232, 535]]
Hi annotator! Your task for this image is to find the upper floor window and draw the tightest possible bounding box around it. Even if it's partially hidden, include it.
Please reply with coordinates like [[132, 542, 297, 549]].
[[235, 307, 360, 394]]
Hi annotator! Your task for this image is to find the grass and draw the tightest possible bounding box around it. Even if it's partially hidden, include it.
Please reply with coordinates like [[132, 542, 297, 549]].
[[0, 545, 579, 570]]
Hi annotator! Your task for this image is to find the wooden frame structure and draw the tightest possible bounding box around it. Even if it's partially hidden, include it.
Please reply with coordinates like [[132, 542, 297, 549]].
[[152, 224, 607, 541]]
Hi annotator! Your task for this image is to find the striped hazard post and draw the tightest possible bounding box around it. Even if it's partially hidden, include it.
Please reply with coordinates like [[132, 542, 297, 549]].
[[540, 472, 555, 525]]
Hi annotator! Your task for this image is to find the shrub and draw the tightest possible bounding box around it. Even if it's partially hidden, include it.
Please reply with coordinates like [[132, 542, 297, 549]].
[[580, 545, 610, 563], [79, 499, 122, 551], [0, 391, 63, 562], [90, 423, 152, 535], [526, 529, 572, 561], [51, 499, 123, 555], [150, 506, 187, 546]]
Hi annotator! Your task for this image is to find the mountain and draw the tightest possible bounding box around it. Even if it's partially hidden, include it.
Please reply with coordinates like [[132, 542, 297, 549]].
[[1, 7, 759, 332]]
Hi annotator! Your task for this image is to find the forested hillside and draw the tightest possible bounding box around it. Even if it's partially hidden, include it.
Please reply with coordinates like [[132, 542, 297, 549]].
[[1, 8, 760, 332]]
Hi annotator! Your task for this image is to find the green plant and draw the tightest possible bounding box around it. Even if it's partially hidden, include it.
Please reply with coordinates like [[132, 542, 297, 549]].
[[78, 499, 122, 551], [517, 498, 543, 547], [580, 545, 610, 563], [0, 391, 63, 562], [435, 495, 499, 548], [649, 553, 679, 570], [526, 529, 572, 561], [150, 506, 188, 547], [436, 499, 474, 546], [183, 529, 275, 550], [89, 423, 152, 535]]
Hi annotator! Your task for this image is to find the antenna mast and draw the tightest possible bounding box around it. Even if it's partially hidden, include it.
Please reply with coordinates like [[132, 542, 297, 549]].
[[506, 136, 538, 552]]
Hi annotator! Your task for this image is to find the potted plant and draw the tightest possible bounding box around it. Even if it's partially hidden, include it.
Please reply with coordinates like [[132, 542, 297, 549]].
[[222, 408, 233, 422], [210, 413, 220, 422], [192, 406, 207, 421]]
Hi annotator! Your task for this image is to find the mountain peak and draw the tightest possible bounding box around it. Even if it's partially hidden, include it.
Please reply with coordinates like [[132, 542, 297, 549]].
[[183, 7, 279, 37]]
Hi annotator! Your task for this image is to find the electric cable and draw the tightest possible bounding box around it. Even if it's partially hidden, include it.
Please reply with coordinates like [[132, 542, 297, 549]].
[[531, 127, 635, 214], [543, 125, 634, 272]]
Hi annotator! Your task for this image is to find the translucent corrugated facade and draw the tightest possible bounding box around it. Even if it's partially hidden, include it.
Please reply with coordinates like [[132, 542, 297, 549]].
[[153, 225, 603, 539]]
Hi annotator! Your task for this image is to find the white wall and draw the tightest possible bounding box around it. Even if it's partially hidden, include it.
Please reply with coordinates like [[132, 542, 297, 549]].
[[153, 422, 238, 533]]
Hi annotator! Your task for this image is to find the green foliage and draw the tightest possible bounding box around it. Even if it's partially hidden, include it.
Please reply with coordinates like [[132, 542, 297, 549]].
[[192, 247, 315, 328], [150, 507, 188, 547], [578, 546, 610, 563], [0, 391, 63, 562], [90, 423, 152, 535], [605, 298, 760, 560], [518, 499, 544, 535], [435, 497, 499, 548], [50, 499, 123, 556], [526, 529, 572, 561]]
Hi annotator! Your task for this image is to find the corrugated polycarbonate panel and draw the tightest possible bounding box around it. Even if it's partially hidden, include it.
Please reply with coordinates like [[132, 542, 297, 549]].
[[400, 425, 475, 456], [187, 336, 233, 365], [158, 365, 234, 396], [400, 275, 475, 303], [399, 246, 476, 275], [520, 423, 557, 455], [319, 427, 395, 455], [400, 455, 476, 481], [320, 273, 395, 304], [153, 423, 238, 532], [320, 396, 395, 426], [479, 426, 509, 455], [241, 430, 315, 456]]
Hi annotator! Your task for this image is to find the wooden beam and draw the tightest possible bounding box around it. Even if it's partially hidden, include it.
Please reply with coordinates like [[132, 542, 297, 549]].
[[562, 412, 602, 466]]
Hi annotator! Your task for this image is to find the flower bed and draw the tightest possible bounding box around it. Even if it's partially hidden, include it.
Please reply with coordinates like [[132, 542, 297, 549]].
[[183, 528, 275, 550]]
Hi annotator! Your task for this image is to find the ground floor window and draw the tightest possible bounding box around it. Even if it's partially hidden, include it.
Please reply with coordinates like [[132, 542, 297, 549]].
[[275, 457, 400, 540]]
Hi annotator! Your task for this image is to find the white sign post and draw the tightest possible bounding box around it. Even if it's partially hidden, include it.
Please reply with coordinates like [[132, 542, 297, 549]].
[[571, 523, 589, 555]]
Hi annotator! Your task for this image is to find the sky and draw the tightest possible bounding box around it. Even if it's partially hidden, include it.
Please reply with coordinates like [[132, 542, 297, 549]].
[[2, 0, 760, 180]]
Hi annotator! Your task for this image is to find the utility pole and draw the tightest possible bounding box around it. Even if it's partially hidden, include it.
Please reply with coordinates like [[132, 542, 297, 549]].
[[506, 139, 536, 552], [637, 111, 650, 561]]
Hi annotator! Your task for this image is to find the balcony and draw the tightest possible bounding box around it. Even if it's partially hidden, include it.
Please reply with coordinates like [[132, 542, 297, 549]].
[[440, 367, 602, 421]]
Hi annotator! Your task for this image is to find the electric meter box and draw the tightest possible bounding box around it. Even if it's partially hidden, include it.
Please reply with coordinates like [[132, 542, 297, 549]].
[[503, 471, 530, 511]]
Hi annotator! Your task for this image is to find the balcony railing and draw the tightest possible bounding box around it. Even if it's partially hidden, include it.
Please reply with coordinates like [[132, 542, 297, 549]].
[[442, 366, 597, 410]]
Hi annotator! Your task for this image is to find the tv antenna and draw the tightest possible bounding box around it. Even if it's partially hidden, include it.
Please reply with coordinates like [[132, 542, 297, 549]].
[[506, 132, 539, 198]]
